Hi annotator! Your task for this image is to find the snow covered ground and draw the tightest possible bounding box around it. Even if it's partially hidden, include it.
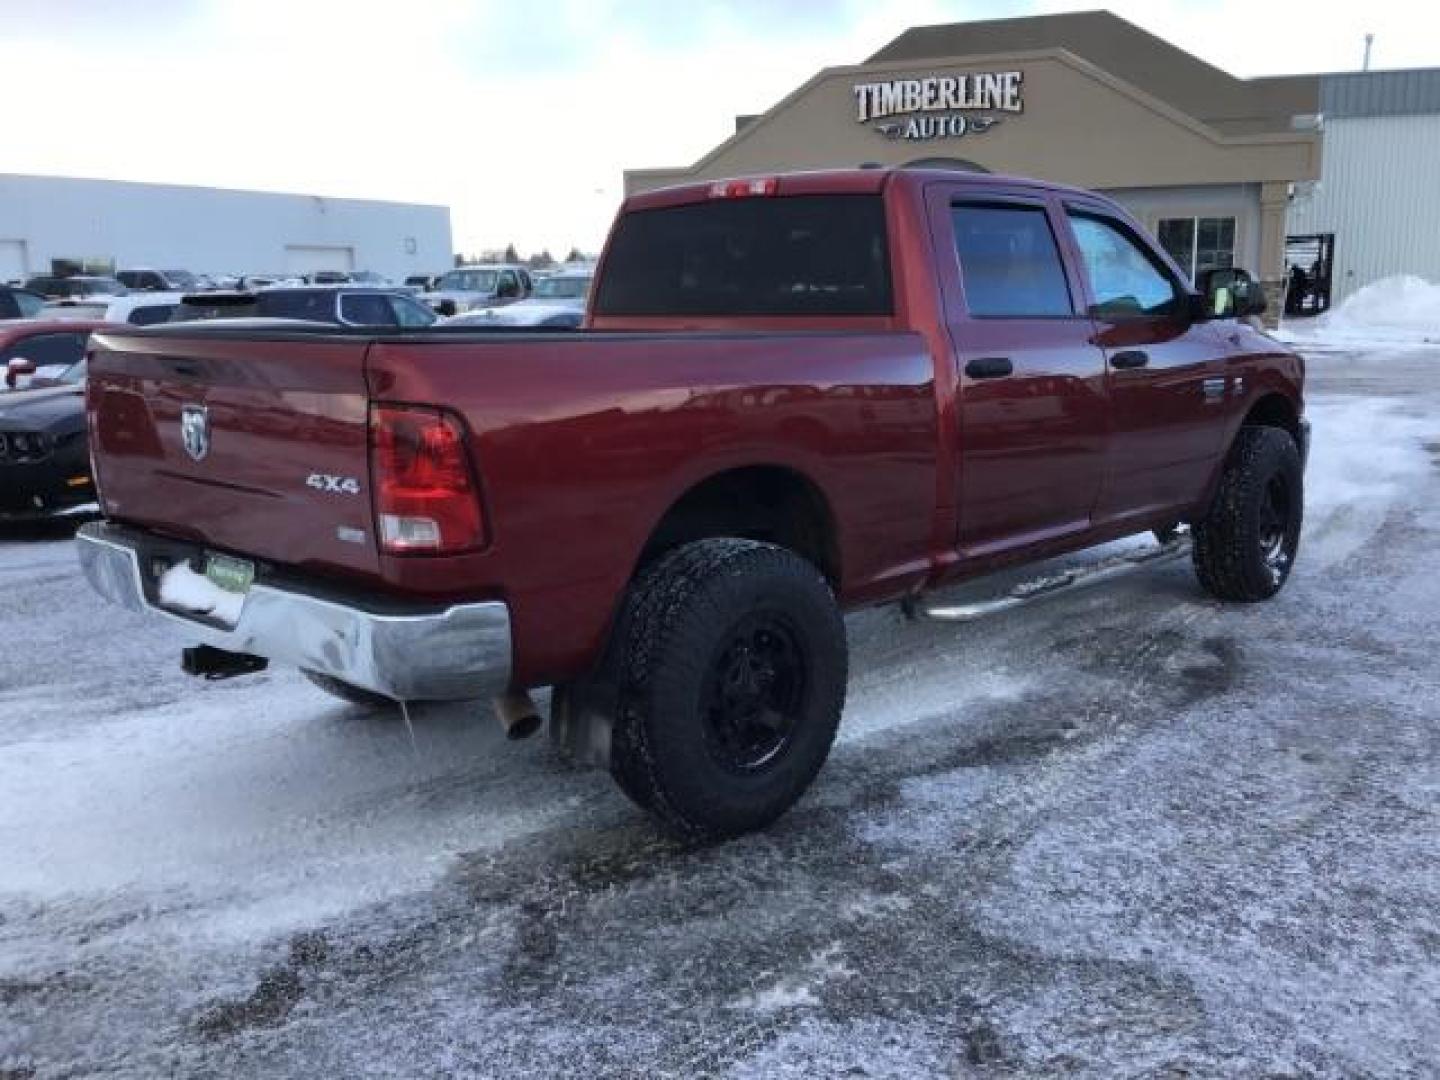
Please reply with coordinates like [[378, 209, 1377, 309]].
[[3, 339, 1439, 1077]]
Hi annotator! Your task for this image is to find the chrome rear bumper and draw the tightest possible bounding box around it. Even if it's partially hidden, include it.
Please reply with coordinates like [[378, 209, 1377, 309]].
[[76, 521, 512, 701]]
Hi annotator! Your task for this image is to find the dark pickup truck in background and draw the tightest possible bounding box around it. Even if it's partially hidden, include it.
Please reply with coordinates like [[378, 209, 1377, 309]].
[[76, 167, 1307, 836]]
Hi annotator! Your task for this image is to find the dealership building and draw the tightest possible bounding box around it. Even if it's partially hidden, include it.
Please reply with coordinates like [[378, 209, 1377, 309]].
[[627, 11, 1440, 310], [0, 174, 452, 284]]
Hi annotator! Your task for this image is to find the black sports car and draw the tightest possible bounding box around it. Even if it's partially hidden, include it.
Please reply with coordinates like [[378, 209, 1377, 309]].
[[0, 364, 93, 518]]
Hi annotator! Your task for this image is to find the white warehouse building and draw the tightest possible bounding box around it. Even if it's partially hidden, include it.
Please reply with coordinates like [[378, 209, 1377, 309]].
[[1286, 67, 1440, 304], [0, 173, 452, 284]]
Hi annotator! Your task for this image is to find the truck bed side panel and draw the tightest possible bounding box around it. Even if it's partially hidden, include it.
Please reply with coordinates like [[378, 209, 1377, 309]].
[[364, 331, 938, 686]]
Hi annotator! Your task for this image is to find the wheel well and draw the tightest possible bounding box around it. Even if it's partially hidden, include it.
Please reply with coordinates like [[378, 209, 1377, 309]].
[[638, 466, 841, 585], [1242, 393, 1300, 442]]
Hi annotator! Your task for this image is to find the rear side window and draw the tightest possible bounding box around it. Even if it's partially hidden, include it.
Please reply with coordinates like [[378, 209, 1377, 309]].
[[127, 303, 177, 326], [952, 204, 1073, 318], [256, 291, 338, 323], [594, 194, 892, 317], [15, 291, 44, 317]]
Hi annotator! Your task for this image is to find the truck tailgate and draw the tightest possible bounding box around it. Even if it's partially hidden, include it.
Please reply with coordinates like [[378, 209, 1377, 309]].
[[87, 330, 380, 578]]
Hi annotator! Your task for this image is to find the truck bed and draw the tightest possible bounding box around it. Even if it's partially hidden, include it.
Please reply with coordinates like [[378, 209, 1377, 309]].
[[87, 322, 940, 684]]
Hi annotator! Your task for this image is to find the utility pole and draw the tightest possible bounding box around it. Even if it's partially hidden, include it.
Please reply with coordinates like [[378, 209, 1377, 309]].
[[1363, 33, 1374, 71]]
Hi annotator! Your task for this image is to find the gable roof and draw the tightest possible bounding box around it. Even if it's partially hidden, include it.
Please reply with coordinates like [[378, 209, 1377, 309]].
[[868, 10, 1317, 136]]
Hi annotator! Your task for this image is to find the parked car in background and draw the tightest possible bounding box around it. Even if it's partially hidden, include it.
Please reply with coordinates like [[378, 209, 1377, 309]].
[[0, 317, 107, 517], [116, 268, 201, 292], [0, 286, 47, 320], [404, 274, 438, 291], [1, 318, 108, 387], [173, 286, 438, 328], [347, 271, 392, 286], [420, 264, 532, 316], [444, 270, 593, 329], [24, 275, 127, 300], [44, 294, 184, 327], [236, 274, 301, 290], [308, 270, 351, 285]]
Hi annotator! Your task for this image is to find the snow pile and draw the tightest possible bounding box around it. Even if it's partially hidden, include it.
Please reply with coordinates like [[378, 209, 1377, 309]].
[[1278, 275, 1440, 347]]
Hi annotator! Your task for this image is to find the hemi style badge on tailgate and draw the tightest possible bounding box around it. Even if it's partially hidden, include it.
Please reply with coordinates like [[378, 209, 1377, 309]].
[[181, 404, 209, 461]]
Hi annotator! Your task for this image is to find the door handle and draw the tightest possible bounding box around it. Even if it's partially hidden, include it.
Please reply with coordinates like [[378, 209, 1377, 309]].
[[1110, 350, 1149, 370], [965, 356, 1013, 379]]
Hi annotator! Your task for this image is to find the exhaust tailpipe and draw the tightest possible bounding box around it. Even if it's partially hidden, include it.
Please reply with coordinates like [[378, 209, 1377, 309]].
[[494, 690, 542, 740]]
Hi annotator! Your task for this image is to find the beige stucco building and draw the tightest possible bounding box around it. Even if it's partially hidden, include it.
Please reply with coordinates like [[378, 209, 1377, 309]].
[[626, 11, 1325, 308]]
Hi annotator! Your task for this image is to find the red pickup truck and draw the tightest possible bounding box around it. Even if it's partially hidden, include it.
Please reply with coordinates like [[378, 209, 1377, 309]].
[[77, 168, 1307, 837]]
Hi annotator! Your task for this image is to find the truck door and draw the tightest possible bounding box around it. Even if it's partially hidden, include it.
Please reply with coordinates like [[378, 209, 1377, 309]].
[[1059, 203, 1228, 525], [929, 187, 1109, 558]]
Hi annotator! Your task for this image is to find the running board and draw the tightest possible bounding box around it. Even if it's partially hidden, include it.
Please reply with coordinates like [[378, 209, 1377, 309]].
[[908, 533, 1192, 623]]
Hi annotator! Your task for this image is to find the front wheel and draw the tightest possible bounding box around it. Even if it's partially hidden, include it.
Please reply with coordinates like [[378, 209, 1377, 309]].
[[1192, 425, 1304, 601], [602, 539, 848, 838]]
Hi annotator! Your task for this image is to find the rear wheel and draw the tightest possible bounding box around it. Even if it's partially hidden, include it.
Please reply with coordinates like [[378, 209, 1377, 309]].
[[302, 670, 394, 711], [602, 538, 847, 838], [1192, 425, 1303, 601]]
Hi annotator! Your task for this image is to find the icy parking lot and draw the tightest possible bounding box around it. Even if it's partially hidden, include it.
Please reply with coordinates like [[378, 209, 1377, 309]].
[[3, 344, 1439, 1078]]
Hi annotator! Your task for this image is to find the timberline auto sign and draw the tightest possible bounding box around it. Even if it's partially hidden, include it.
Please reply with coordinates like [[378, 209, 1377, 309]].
[[853, 71, 1023, 141]]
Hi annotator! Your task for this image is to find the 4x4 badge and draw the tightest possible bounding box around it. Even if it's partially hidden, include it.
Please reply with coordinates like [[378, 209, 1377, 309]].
[[181, 404, 209, 462]]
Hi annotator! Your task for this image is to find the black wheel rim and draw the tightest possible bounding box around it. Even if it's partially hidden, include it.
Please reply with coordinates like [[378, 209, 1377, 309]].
[[701, 612, 807, 772], [1258, 473, 1294, 584]]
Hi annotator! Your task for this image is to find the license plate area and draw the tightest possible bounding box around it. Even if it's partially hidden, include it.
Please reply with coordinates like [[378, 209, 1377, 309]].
[[204, 552, 256, 594]]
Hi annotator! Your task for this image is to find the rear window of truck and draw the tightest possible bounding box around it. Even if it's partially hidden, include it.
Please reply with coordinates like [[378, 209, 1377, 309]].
[[593, 194, 892, 317]]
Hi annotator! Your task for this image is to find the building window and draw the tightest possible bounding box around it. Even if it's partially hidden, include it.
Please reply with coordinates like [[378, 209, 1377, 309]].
[[1157, 216, 1236, 283]]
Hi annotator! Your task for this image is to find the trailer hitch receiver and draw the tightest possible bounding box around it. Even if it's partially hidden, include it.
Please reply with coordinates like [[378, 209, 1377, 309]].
[[182, 645, 270, 681]]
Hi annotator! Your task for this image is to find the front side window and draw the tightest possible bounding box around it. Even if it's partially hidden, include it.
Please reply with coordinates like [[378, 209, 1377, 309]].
[[951, 204, 1073, 319], [594, 194, 893, 317], [1068, 213, 1181, 318], [389, 296, 437, 327], [533, 276, 591, 300]]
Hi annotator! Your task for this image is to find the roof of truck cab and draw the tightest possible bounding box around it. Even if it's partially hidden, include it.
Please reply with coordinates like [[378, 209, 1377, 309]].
[[623, 166, 1104, 212]]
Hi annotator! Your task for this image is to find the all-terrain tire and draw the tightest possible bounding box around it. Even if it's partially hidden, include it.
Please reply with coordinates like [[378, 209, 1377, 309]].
[[302, 670, 395, 710], [1192, 425, 1303, 602], [602, 538, 848, 838]]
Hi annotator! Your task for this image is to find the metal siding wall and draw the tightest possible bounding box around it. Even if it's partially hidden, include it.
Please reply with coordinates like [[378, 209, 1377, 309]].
[[1286, 115, 1440, 300], [1321, 70, 1440, 118], [0, 175, 452, 282]]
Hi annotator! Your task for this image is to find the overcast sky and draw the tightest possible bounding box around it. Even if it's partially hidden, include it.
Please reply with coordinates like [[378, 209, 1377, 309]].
[[3, 0, 1437, 259]]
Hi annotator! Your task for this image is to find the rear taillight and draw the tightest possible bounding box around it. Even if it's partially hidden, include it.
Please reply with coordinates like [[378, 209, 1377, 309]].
[[369, 405, 485, 555]]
